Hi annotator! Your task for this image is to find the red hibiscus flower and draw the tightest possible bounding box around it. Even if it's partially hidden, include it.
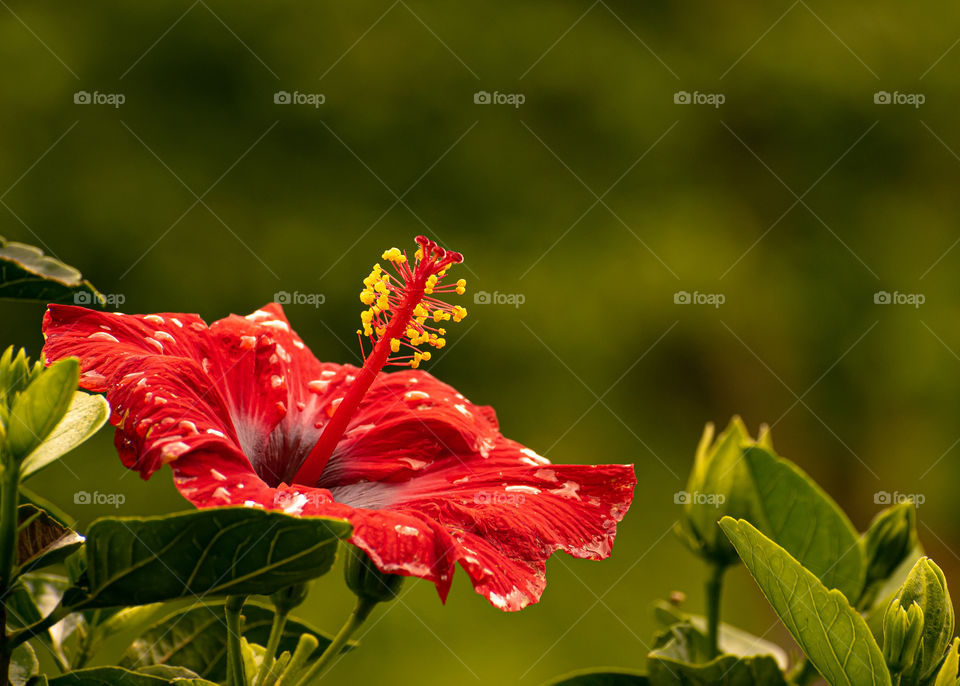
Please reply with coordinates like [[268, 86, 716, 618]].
[[42, 236, 635, 611]]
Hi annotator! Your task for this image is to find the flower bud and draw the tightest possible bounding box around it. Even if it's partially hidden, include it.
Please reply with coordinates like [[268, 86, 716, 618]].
[[344, 544, 404, 604], [865, 502, 919, 589], [675, 417, 765, 567], [883, 598, 924, 674], [893, 558, 954, 685], [270, 582, 310, 614], [933, 638, 960, 686]]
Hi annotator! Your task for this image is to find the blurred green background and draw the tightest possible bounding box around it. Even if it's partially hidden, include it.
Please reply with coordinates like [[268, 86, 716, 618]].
[[2, 1, 959, 683]]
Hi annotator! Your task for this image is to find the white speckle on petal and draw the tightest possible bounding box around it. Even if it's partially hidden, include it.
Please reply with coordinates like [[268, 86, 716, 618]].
[[88, 331, 119, 342], [206, 429, 227, 438], [308, 380, 330, 394], [520, 448, 550, 465], [154, 330, 175, 344], [144, 315, 165, 325], [505, 485, 540, 495], [275, 344, 291, 362], [143, 337, 163, 353], [213, 487, 231, 501], [404, 390, 430, 401], [394, 524, 419, 536], [179, 420, 199, 434], [239, 336, 257, 351], [161, 441, 190, 464], [282, 493, 308, 515], [270, 375, 285, 389], [210, 469, 227, 481], [171, 318, 183, 327], [454, 404, 470, 417], [399, 457, 428, 470]]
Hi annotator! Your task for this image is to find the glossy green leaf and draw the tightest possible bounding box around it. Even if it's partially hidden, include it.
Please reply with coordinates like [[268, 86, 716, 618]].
[[647, 624, 787, 686], [72, 508, 351, 608], [17, 504, 84, 573], [21, 391, 109, 479], [652, 601, 788, 669], [0, 236, 102, 304], [10, 642, 38, 686], [120, 599, 347, 681], [742, 446, 866, 601], [7, 358, 79, 463], [720, 518, 891, 686], [543, 668, 650, 685], [47, 667, 217, 686]]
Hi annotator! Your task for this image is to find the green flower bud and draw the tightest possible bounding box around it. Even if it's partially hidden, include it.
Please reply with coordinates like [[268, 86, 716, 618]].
[[893, 558, 954, 685], [883, 598, 924, 674], [865, 502, 919, 588], [344, 544, 404, 604], [933, 638, 960, 686], [270, 582, 310, 614], [675, 417, 765, 567]]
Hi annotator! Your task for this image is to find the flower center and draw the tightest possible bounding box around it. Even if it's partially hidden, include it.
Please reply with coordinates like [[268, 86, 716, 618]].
[[292, 235, 467, 485]]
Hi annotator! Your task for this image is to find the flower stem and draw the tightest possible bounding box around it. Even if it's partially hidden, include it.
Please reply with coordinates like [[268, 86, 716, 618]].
[[705, 563, 725, 658], [225, 595, 247, 686], [254, 605, 290, 686], [293, 597, 377, 685], [0, 460, 22, 684]]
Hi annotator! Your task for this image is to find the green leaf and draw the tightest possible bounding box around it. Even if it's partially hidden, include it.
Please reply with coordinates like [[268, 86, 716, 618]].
[[6, 573, 77, 667], [7, 358, 80, 463], [742, 446, 866, 601], [647, 624, 787, 686], [18, 484, 76, 528], [120, 600, 348, 682], [543, 668, 650, 685], [652, 601, 788, 669], [21, 391, 109, 480], [17, 504, 84, 573], [47, 667, 217, 686], [72, 508, 352, 608], [0, 236, 102, 304], [10, 642, 38, 686], [720, 517, 892, 686]]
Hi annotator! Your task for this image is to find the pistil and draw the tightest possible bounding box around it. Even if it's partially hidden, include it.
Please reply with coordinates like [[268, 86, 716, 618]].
[[293, 236, 466, 486]]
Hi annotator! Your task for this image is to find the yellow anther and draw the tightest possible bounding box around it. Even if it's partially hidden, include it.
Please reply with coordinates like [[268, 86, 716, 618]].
[[438, 328, 446, 335], [455, 278, 466, 295], [452, 306, 467, 322], [360, 290, 376, 306], [415, 248, 423, 260], [406, 327, 418, 339], [376, 295, 390, 310], [410, 352, 423, 369], [432, 309, 445, 322], [382, 248, 406, 263], [421, 351, 431, 361], [413, 304, 429, 318], [390, 338, 401, 353], [435, 338, 446, 348], [360, 310, 373, 323], [375, 326, 386, 337]]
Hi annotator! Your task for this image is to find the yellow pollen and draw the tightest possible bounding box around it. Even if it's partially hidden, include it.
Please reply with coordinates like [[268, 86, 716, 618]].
[[390, 338, 401, 353]]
